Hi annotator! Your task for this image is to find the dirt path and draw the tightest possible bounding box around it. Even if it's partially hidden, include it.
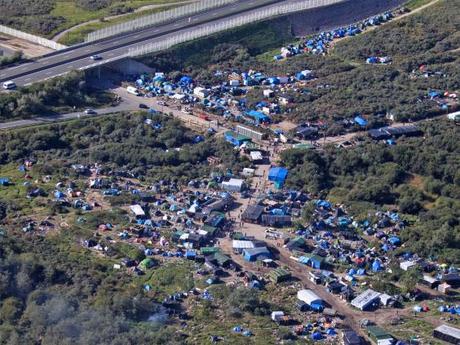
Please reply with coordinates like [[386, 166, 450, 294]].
[[51, 0, 197, 42], [0, 34, 53, 58]]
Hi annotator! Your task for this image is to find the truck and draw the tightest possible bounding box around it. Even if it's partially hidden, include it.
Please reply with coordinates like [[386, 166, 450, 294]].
[[126, 86, 139, 96]]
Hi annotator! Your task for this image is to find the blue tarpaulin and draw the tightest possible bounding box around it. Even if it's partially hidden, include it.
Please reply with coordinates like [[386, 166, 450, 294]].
[[354, 116, 368, 127]]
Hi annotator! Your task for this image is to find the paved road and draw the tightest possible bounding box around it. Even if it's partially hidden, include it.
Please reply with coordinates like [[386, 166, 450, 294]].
[[0, 0, 285, 86]]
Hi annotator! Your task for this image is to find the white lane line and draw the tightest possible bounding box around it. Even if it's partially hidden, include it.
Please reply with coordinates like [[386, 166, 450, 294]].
[[85, 49, 91, 52], [134, 34, 140, 38], [25, 78, 31, 81]]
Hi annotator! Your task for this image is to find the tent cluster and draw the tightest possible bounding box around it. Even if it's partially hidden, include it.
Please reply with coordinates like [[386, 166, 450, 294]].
[[274, 11, 394, 60]]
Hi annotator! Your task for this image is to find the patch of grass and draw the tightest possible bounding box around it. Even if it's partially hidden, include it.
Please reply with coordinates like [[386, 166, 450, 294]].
[[405, 0, 435, 10], [144, 261, 195, 298], [58, 4, 177, 45]]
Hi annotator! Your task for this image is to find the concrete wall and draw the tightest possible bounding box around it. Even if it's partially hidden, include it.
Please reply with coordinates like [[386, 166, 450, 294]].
[[0, 25, 67, 50], [106, 58, 154, 76], [289, 0, 406, 37]]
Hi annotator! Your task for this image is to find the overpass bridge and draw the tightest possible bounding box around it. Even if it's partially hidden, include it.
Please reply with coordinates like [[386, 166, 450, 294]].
[[0, 0, 348, 87]]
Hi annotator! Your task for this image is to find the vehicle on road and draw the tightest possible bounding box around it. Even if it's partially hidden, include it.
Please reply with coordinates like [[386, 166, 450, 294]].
[[84, 109, 97, 115], [139, 103, 149, 109], [90, 55, 102, 60], [2, 80, 16, 90], [127, 86, 140, 96]]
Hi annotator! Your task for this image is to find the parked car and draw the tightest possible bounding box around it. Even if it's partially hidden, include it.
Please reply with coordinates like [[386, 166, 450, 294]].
[[84, 108, 97, 115], [139, 103, 149, 109]]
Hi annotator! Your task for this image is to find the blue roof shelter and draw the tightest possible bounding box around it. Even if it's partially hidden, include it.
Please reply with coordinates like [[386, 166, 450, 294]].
[[268, 167, 288, 189], [243, 247, 271, 262], [354, 116, 368, 127], [245, 110, 270, 124]]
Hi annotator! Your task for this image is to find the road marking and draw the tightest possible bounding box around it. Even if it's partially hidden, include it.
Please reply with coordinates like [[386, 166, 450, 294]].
[[25, 78, 31, 81], [134, 34, 140, 38], [173, 23, 180, 27], [153, 29, 159, 32], [85, 49, 91, 52]]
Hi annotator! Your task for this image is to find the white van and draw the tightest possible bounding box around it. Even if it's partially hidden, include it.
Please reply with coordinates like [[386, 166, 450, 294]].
[[126, 86, 139, 96], [2, 80, 16, 90]]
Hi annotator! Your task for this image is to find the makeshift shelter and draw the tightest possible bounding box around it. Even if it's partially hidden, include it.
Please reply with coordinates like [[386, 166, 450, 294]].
[[342, 329, 362, 345], [261, 214, 291, 227], [268, 167, 288, 189], [354, 116, 368, 127], [243, 247, 271, 262], [242, 205, 264, 223], [224, 131, 251, 146], [130, 205, 146, 218], [139, 258, 155, 270], [232, 240, 255, 253], [245, 110, 270, 124], [351, 289, 381, 311], [366, 326, 393, 345], [212, 252, 232, 267], [269, 268, 291, 283], [433, 324, 460, 345], [297, 289, 324, 311], [222, 178, 245, 192]]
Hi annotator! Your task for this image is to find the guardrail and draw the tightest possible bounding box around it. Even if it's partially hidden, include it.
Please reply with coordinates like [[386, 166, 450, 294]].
[[86, 0, 237, 42], [0, 24, 67, 51], [128, 0, 345, 57]]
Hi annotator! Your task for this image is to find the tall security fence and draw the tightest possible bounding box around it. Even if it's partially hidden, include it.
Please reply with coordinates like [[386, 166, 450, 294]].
[[127, 0, 345, 58], [86, 0, 237, 42], [0, 25, 67, 51]]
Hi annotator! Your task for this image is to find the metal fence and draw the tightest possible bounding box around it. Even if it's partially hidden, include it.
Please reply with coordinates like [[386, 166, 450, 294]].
[[128, 0, 345, 58], [86, 0, 237, 42], [0, 24, 67, 51]]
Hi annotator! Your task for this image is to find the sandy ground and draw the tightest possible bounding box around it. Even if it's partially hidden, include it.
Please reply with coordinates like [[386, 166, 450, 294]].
[[0, 34, 53, 58]]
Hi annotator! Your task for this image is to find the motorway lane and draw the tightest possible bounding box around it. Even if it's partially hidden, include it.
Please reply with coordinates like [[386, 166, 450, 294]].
[[0, 0, 283, 84]]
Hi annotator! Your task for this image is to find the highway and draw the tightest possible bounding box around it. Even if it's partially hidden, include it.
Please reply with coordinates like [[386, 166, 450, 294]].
[[0, 0, 288, 87]]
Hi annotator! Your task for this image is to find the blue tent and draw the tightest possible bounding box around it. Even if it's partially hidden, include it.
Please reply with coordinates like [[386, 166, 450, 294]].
[[354, 116, 368, 127], [54, 191, 65, 199], [372, 260, 383, 272], [388, 236, 401, 246], [311, 332, 323, 340]]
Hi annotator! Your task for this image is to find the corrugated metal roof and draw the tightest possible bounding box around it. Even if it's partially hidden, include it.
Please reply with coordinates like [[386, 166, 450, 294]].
[[435, 324, 460, 340], [232, 240, 255, 249], [351, 289, 381, 310]]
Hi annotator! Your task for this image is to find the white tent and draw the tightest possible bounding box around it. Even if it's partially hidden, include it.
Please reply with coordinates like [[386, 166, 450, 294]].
[[297, 289, 322, 305]]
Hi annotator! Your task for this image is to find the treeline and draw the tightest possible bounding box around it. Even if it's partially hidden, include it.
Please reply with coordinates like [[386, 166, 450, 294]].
[[280, 121, 460, 263], [0, 51, 24, 69], [0, 112, 247, 182], [0, 72, 114, 121]]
